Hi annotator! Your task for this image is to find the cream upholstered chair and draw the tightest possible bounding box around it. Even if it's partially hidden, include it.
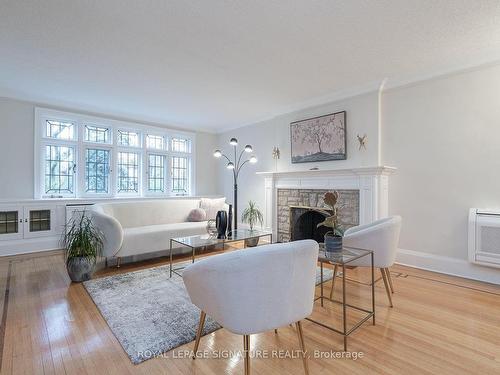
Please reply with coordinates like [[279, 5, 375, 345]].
[[330, 216, 402, 307], [183, 240, 319, 375]]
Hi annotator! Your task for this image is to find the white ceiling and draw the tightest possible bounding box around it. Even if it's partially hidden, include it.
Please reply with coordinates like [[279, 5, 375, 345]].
[[1, 1, 500, 132]]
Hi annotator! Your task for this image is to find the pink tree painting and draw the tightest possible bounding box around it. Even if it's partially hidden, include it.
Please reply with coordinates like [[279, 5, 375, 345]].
[[290, 111, 346, 163]]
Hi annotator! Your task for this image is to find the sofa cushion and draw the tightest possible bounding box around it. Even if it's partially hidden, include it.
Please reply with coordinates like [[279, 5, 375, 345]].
[[187, 208, 207, 222], [200, 197, 227, 220], [119, 221, 209, 257]]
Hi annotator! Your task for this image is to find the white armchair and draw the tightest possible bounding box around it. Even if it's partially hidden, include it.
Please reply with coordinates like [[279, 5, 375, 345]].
[[330, 216, 402, 307], [183, 240, 319, 375]]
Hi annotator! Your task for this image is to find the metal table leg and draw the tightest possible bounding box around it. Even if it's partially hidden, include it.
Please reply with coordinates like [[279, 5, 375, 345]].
[[371, 252, 375, 325], [192, 245, 195, 263], [342, 263, 347, 351], [169, 239, 173, 278], [320, 261, 324, 307]]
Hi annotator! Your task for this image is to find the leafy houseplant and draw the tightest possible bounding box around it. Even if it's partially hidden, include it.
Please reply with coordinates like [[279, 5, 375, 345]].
[[316, 191, 344, 252], [241, 200, 264, 247], [62, 213, 103, 282]]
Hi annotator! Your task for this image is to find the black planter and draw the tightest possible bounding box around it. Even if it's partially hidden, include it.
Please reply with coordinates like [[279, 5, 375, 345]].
[[324, 233, 343, 253], [66, 257, 95, 282], [216, 210, 228, 239]]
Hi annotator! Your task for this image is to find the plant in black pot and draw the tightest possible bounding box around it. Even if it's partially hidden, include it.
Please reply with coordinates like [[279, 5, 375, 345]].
[[241, 200, 264, 247], [316, 191, 344, 253], [62, 213, 103, 282]]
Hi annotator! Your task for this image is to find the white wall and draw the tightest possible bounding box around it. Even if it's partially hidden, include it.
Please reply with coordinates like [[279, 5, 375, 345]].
[[382, 63, 500, 260], [217, 62, 500, 282], [217, 91, 380, 224], [0, 96, 219, 199]]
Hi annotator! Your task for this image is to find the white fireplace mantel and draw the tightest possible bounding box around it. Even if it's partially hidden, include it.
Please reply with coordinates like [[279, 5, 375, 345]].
[[257, 166, 397, 238]]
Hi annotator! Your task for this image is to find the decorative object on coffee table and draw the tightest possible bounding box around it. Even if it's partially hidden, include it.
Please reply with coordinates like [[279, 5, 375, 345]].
[[62, 211, 103, 282], [215, 210, 228, 239], [316, 191, 344, 253], [213, 139, 257, 231], [241, 200, 264, 247], [290, 111, 346, 163], [206, 219, 217, 237]]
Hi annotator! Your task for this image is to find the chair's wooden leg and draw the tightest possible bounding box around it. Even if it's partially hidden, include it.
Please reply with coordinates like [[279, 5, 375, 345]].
[[329, 264, 338, 300], [295, 321, 309, 375], [380, 269, 393, 307], [274, 329, 278, 334], [116, 257, 121, 268], [192, 311, 206, 359], [385, 267, 394, 293], [243, 335, 250, 375]]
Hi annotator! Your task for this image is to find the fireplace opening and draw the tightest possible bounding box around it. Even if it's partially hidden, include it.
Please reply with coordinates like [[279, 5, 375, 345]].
[[290, 207, 332, 243]]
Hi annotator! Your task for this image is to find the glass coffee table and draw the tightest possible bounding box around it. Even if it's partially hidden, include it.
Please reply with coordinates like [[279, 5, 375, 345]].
[[307, 244, 375, 351], [169, 229, 273, 277]]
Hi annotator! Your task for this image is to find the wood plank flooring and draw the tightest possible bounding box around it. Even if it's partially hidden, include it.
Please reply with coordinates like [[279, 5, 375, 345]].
[[0, 246, 499, 375]]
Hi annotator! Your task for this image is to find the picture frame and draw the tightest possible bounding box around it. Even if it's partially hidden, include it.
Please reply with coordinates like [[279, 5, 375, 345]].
[[290, 111, 346, 163]]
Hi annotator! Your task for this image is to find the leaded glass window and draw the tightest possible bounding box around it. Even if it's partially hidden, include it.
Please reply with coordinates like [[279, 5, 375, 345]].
[[148, 154, 165, 192], [46, 120, 75, 140], [117, 151, 139, 193], [171, 137, 190, 153], [45, 145, 75, 194], [117, 130, 140, 147], [85, 125, 109, 143], [171, 156, 189, 194], [29, 210, 51, 232], [0, 211, 18, 234], [85, 148, 111, 193], [146, 135, 165, 150]]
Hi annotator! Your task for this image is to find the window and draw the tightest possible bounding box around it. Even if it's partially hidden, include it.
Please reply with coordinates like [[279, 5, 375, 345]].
[[148, 154, 165, 192], [85, 125, 109, 143], [146, 135, 165, 150], [35, 108, 195, 198], [117, 130, 140, 147], [85, 149, 111, 194], [29, 210, 51, 232], [0, 211, 18, 234], [171, 137, 191, 153], [44, 145, 75, 195], [46, 120, 75, 140], [171, 156, 189, 194], [117, 152, 139, 193]]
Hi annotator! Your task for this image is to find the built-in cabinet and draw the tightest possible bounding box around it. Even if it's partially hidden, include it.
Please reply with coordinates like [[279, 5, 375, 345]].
[[0, 205, 58, 241]]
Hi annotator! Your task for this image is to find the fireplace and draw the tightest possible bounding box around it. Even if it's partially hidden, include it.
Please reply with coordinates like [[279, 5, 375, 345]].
[[290, 206, 332, 242]]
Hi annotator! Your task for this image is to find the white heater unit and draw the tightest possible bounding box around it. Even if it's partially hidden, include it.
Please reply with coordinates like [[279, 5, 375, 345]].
[[468, 208, 500, 268]]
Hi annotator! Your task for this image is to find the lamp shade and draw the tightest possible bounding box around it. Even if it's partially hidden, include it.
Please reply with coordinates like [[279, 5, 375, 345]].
[[213, 150, 222, 158], [227, 162, 235, 169], [249, 155, 257, 163], [229, 138, 238, 146], [244, 145, 253, 152]]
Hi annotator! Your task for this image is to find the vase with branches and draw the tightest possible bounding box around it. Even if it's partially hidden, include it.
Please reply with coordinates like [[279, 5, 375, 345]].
[[62, 212, 103, 282], [316, 191, 344, 252], [241, 200, 264, 247]]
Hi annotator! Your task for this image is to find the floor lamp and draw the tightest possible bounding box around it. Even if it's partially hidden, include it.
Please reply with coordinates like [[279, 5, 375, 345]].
[[214, 138, 257, 231]]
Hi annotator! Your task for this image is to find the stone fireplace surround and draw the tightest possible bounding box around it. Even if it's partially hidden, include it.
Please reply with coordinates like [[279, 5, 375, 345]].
[[257, 166, 396, 240]]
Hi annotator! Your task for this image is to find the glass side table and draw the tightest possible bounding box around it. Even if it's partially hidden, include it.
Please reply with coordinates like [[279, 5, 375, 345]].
[[306, 244, 375, 351]]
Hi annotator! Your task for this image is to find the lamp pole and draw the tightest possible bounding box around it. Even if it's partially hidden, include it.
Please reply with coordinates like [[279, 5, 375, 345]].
[[214, 139, 257, 231]]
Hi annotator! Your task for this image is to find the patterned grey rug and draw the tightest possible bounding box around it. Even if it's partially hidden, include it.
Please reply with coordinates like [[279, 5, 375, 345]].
[[83, 261, 333, 365]]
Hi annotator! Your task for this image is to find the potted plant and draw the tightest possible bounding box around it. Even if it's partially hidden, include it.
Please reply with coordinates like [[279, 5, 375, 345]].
[[241, 200, 264, 247], [62, 212, 103, 282], [316, 191, 344, 252]]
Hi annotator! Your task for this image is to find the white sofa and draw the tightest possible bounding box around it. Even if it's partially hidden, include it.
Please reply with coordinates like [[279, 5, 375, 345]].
[[90, 198, 227, 261]]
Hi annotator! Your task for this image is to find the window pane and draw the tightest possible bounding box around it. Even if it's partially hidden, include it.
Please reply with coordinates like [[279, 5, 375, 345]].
[[29, 210, 51, 232], [146, 135, 164, 150], [44, 145, 75, 195], [85, 125, 109, 143], [117, 152, 139, 193], [148, 154, 165, 192], [171, 138, 191, 153], [117, 130, 139, 147], [46, 120, 75, 140], [171, 156, 189, 194], [0, 211, 18, 234], [85, 148, 110, 194]]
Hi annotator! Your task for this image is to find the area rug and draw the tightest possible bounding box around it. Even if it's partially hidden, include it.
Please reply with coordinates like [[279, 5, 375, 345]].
[[83, 261, 333, 364]]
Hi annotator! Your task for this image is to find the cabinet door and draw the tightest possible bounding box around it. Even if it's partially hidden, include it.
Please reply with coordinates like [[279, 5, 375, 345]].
[[23, 206, 57, 238], [0, 206, 23, 240]]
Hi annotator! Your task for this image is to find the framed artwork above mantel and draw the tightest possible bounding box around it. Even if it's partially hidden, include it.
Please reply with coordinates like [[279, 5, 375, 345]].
[[290, 111, 346, 163]]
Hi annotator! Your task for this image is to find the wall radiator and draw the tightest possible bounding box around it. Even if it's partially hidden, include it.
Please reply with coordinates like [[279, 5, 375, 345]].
[[468, 208, 500, 268]]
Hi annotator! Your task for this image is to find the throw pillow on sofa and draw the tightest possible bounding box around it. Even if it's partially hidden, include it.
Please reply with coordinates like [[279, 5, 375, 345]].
[[200, 197, 226, 220], [188, 208, 207, 222]]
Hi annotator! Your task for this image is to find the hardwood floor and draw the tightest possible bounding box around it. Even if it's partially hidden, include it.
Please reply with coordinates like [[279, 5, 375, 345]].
[[1, 246, 499, 375]]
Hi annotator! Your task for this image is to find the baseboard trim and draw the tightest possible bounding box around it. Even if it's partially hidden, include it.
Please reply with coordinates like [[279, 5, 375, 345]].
[[396, 248, 500, 285]]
